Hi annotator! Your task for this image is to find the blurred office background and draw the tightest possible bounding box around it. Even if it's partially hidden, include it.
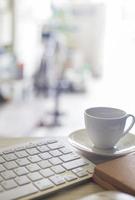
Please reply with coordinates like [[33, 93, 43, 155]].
[[0, 0, 135, 137]]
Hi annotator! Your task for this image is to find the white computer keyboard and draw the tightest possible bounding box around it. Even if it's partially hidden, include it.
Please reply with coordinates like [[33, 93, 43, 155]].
[[0, 138, 95, 200]]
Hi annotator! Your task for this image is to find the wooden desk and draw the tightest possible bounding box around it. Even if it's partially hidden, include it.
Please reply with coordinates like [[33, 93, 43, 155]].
[[0, 137, 104, 200]]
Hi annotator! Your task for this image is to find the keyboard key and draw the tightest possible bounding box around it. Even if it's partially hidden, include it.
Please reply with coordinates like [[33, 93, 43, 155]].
[[47, 139, 57, 144], [28, 172, 43, 181], [3, 154, 17, 161], [15, 150, 28, 158], [76, 171, 88, 178], [3, 149, 15, 154], [16, 158, 30, 166], [0, 156, 5, 164], [87, 167, 95, 174], [1, 180, 17, 190], [47, 143, 64, 150], [51, 165, 65, 174], [26, 163, 40, 172], [40, 168, 54, 178], [28, 155, 41, 163], [15, 146, 25, 151], [2, 171, 16, 180], [49, 157, 62, 165], [0, 164, 5, 172], [62, 158, 88, 170], [14, 167, 29, 176], [37, 146, 49, 153], [50, 175, 65, 185], [60, 153, 80, 162], [73, 167, 89, 178], [0, 183, 38, 200], [35, 179, 54, 190], [37, 141, 48, 146], [26, 148, 39, 155], [38, 160, 52, 169], [25, 143, 36, 149], [15, 176, 30, 186], [64, 174, 77, 182], [60, 148, 72, 154], [50, 150, 62, 157], [4, 161, 18, 170], [39, 152, 52, 160], [72, 167, 84, 173]]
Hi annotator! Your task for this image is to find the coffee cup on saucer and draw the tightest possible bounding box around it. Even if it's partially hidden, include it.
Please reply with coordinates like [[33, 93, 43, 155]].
[[84, 107, 135, 149]]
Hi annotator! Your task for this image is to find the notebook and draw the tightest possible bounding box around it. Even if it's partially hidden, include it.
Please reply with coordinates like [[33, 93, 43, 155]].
[[92, 153, 135, 196]]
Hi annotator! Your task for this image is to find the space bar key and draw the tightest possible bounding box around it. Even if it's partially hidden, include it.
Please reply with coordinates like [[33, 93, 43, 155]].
[[0, 183, 38, 200]]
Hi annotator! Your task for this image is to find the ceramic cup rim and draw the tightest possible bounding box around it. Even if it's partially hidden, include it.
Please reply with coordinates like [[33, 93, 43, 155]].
[[85, 107, 127, 120]]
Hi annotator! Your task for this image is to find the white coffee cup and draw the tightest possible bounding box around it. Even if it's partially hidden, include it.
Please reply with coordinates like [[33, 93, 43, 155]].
[[84, 107, 135, 149]]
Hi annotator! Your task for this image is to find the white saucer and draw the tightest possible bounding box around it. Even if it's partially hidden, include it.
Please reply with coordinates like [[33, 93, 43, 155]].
[[68, 129, 135, 157]]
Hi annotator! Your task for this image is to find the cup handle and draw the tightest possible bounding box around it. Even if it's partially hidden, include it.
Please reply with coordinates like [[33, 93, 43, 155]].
[[123, 114, 135, 135]]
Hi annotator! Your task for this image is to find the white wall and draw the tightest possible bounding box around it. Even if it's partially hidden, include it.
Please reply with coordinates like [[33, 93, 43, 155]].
[[14, 0, 52, 77], [72, 2, 106, 77]]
